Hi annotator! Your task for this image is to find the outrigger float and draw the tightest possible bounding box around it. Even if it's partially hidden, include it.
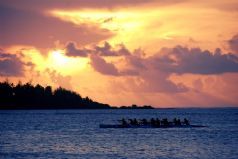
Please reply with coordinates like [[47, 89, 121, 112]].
[[99, 118, 206, 128]]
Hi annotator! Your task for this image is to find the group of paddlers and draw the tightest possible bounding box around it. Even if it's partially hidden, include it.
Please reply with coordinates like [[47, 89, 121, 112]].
[[119, 118, 190, 127]]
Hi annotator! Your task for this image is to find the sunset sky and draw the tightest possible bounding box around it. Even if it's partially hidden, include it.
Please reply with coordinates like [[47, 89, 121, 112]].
[[1, 0, 238, 107]]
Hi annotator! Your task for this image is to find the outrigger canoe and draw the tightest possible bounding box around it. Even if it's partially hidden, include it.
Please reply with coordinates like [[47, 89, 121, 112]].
[[99, 124, 206, 128]]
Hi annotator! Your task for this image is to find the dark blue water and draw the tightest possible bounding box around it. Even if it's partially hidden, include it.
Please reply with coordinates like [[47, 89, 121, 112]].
[[0, 108, 238, 159]]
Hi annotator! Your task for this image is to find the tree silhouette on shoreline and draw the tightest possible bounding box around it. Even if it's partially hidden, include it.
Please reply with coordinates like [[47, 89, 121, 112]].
[[0, 81, 111, 109], [0, 81, 154, 110]]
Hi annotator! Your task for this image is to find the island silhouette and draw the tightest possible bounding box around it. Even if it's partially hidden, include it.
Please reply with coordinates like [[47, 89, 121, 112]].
[[0, 81, 153, 110]]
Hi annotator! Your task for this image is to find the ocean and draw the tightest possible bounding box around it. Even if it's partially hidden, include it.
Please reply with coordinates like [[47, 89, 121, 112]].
[[0, 108, 238, 159]]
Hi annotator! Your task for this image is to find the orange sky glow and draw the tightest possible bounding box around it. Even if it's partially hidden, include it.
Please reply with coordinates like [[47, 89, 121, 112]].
[[1, 0, 238, 107]]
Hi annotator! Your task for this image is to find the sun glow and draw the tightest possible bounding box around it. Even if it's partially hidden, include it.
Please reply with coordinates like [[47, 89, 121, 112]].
[[50, 50, 69, 66], [47, 50, 89, 74]]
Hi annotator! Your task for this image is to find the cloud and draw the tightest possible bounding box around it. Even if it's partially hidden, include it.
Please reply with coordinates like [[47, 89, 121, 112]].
[[112, 45, 238, 76], [117, 44, 131, 56], [0, 6, 113, 48], [0, 50, 26, 76], [65, 42, 88, 57], [89, 54, 139, 76], [95, 42, 130, 56], [65, 41, 131, 57], [45, 69, 72, 89], [87, 42, 238, 93], [131, 70, 189, 93], [0, 0, 183, 11], [90, 55, 119, 76], [228, 34, 238, 53], [87, 44, 189, 93], [125, 55, 147, 70], [95, 42, 117, 56], [147, 46, 238, 75], [0, 0, 187, 49], [206, 0, 238, 12]]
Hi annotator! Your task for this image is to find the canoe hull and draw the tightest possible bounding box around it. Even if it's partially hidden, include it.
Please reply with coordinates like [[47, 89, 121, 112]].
[[99, 124, 206, 128]]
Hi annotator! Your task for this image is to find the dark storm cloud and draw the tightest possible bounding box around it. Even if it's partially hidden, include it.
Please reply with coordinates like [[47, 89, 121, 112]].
[[0, 6, 113, 48], [0, 50, 26, 76], [228, 34, 238, 53]]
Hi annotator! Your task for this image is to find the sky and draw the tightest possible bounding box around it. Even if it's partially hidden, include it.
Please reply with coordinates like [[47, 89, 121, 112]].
[[1, 0, 238, 107]]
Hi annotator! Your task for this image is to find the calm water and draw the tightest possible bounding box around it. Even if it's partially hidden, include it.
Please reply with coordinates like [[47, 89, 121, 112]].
[[0, 108, 238, 159]]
